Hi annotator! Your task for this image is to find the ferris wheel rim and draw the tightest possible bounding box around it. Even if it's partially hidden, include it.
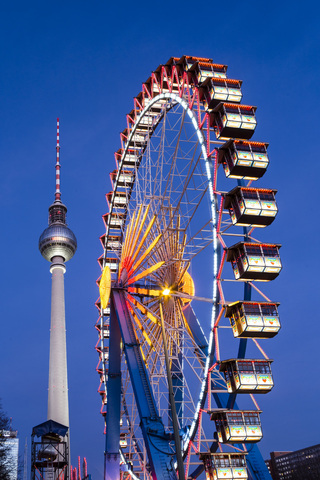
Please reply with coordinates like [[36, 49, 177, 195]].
[[100, 96, 223, 480], [113, 94, 219, 456]]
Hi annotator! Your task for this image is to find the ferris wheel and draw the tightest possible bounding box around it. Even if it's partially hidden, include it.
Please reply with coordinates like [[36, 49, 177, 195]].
[[97, 56, 281, 480]]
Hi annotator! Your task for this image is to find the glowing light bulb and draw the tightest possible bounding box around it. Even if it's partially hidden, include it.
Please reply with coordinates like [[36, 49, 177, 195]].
[[162, 288, 171, 296]]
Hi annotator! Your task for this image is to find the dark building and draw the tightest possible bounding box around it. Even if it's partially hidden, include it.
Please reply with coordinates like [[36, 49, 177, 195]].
[[266, 444, 320, 479]]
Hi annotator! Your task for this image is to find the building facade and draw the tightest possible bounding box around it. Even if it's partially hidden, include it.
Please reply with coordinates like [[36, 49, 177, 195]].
[[267, 444, 320, 479], [1, 430, 19, 480]]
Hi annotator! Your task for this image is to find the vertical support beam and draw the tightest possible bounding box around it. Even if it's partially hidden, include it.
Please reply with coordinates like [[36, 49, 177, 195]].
[[112, 289, 178, 480], [171, 349, 183, 425], [159, 303, 185, 480], [104, 294, 122, 480]]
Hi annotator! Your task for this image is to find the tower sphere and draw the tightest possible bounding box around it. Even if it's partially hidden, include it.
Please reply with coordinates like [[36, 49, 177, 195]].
[[39, 223, 77, 262], [39, 197, 77, 262]]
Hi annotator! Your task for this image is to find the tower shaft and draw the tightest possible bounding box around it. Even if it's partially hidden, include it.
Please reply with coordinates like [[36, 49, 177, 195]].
[[48, 256, 69, 427]]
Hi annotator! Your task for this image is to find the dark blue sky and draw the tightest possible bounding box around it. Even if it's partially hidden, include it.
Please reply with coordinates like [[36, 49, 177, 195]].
[[1, 1, 319, 478]]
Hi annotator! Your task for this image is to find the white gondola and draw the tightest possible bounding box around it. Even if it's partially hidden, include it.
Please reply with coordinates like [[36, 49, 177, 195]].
[[200, 453, 248, 480], [227, 242, 282, 281], [219, 359, 274, 393], [225, 301, 280, 338], [218, 140, 270, 180], [212, 103, 257, 140], [224, 187, 278, 227], [201, 78, 242, 109], [211, 410, 263, 443]]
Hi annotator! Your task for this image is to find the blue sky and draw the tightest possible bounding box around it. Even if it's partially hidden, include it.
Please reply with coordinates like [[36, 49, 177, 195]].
[[1, 1, 319, 478]]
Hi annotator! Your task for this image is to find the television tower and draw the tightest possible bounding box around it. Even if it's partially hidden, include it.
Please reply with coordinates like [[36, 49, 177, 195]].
[[39, 118, 77, 429]]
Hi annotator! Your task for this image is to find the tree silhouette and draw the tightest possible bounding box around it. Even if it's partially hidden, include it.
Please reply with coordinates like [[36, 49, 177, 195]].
[[0, 402, 14, 480]]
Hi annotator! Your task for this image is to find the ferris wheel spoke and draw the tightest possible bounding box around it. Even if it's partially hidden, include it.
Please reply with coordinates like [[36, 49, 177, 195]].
[[165, 331, 205, 383], [130, 310, 153, 348], [126, 293, 160, 324], [127, 261, 165, 285], [128, 286, 162, 297], [149, 110, 168, 202], [172, 179, 209, 235], [182, 304, 209, 355], [171, 291, 214, 303], [181, 223, 213, 261], [130, 233, 163, 273], [125, 209, 155, 268], [160, 109, 187, 207]]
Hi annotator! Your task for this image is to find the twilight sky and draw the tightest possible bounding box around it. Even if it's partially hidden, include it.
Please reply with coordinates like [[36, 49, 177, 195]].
[[1, 1, 320, 478]]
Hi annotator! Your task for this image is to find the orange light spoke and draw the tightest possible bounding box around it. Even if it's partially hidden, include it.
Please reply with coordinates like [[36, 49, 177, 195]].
[[122, 210, 136, 266]]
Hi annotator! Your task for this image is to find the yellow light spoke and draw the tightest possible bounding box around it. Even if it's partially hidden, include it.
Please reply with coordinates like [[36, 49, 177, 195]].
[[131, 310, 153, 348], [128, 214, 156, 268], [127, 205, 150, 261], [128, 287, 162, 297], [130, 234, 162, 274], [127, 261, 165, 285], [126, 293, 160, 324], [140, 346, 148, 368]]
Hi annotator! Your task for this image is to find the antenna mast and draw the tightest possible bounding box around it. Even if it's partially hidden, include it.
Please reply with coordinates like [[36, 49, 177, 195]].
[[55, 118, 61, 201]]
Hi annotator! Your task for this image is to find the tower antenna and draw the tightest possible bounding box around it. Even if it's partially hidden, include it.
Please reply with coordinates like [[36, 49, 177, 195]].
[[55, 118, 61, 201]]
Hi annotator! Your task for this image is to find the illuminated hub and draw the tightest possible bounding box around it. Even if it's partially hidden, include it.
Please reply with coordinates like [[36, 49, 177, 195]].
[[118, 205, 196, 312]]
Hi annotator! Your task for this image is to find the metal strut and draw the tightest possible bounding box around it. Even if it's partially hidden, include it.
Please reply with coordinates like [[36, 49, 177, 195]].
[[105, 299, 122, 480], [112, 289, 179, 480]]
